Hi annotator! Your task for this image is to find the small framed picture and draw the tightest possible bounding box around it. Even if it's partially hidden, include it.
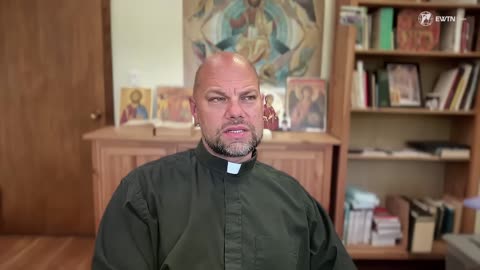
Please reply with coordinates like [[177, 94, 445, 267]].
[[385, 63, 422, 107], [286, 77, 327, 132], [154, 87, 193, 124], [119, 87, 152, 125], [260, 85, 286, 132]]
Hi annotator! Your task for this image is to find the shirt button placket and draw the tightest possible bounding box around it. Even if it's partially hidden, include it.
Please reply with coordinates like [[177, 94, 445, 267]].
[[224, 175, 242, 270]]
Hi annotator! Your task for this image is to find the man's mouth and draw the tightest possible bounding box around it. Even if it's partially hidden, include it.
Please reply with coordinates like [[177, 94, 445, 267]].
[[223, 125, 250, 135], [226, 130, 245, 134]]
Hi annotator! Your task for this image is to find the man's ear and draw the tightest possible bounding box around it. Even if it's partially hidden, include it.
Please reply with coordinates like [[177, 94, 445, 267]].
[[189, 97, 198, 125]]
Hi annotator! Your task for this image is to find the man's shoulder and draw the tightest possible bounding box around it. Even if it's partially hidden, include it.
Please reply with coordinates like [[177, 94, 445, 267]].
[[141, 149, 193, 169], [124, 148, 194, 182], [254, 162, 305, 191]]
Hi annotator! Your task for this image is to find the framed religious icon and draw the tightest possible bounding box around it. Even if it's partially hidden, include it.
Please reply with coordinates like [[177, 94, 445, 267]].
[[154, 87, 193, 127], [386, 63, 422, 107], [286, 77, 327, 132], [119, 87, 152, 125], [260, 85, 286, 131]]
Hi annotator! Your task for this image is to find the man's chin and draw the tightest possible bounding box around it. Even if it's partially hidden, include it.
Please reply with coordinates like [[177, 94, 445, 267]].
[[224, 145, 254, 157]]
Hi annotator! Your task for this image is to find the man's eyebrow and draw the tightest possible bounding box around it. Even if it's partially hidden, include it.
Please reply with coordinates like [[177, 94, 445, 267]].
[[204, 89, 227, 96], [237, 89, 258, 96]]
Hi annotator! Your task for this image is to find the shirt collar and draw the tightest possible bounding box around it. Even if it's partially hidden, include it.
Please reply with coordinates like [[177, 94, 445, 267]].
[[194, 140, 257, 175]]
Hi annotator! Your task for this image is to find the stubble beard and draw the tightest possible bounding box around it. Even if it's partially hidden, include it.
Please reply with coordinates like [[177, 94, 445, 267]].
[[204, 122, 263, 158]]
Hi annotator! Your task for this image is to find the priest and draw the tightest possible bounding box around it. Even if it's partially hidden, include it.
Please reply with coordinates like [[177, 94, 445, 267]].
[[92, 51, 356, 270]]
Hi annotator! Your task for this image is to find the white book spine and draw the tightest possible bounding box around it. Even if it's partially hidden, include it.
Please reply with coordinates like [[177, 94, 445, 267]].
[[364, 210, 373, 244], [453, 8, 466, 52], [356, 61, 366, 108]]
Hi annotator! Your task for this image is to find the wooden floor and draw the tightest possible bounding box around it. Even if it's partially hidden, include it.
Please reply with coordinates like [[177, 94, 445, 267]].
[[0, 235, 94, 270], [0, 235, 446, 270]]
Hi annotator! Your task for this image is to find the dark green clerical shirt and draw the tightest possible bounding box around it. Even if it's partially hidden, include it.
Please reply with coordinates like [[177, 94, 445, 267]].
[[92, 141, 356, 270]]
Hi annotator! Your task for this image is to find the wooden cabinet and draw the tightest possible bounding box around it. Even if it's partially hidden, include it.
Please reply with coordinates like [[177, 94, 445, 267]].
[[84, 126, 339, 232]]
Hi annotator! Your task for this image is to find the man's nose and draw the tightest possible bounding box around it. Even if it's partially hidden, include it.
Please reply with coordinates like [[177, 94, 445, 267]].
[[226, 100, 245, 118]]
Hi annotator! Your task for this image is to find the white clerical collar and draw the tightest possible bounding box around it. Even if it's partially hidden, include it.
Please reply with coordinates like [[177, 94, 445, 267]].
[[227, 162, 242, 174]]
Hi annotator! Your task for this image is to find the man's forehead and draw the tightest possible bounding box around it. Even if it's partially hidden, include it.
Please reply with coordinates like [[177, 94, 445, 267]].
[[195, 70, 258, 93], [193, 52, 259, 96]]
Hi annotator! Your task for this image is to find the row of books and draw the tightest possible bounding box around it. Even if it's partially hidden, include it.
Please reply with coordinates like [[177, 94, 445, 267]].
[[351, 61, 480, 110], [410, 196, 464, 240], [430, 61, 480, 111], [351, 61, 390, 109], [349, 140, 471, 160], [343, 186, 387, 246], [407, 140, 471, 159], [343, 187, 464, 253], [344, 203, 403, 247], [355, 7, 480, 52]]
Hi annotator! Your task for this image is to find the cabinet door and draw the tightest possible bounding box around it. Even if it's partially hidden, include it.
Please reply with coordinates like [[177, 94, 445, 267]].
[[258, 146, 332, 210], [92, 142, 176, 231]]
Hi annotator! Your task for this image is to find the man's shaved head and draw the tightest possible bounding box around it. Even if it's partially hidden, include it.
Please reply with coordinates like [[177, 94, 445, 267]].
[[193, 52, 259, 98]]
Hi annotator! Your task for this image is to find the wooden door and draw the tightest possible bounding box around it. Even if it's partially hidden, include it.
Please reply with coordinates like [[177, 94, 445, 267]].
[[0, 0, 111, 234]]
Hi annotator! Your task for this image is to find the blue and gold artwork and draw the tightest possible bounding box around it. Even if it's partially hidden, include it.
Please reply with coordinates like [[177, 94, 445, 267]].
[[183, 0, 324, 87]]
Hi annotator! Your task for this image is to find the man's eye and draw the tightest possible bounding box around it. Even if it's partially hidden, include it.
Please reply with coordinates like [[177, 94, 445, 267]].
[[242, 95, 257, 101], [209, 97, 226, 103]]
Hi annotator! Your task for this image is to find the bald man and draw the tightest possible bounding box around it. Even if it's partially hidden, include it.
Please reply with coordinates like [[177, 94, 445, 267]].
[[92, 52, 356, 270]]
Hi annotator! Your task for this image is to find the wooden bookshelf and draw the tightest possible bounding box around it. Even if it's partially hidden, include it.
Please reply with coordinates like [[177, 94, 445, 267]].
[[348, 153, 470, 162], [355, 49, 480, 59], [357, 0, 480, 10], [329, 0, 480, 263], [347, 240, 447, 260], [351, 107, 476, 116]]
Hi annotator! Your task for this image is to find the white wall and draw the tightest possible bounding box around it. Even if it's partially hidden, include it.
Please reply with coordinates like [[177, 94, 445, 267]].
[[111, 0, 184, 126], [111, 0, 335, 126]]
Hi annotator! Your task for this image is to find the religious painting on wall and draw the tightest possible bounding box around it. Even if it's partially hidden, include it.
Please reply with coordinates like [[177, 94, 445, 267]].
[[153, 87, 193, 127], [286, 77, 327, 132], [183, 0, 324, 88], [119, 87, 152, 125]]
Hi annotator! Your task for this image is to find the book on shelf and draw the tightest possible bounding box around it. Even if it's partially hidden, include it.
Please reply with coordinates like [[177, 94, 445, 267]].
[[351, 61, 480, 111], [396, 9, 441, 51], [343, 190, 407, 247], [343, 190, 464, 252], [122, 120, 197, 137], [439, 9, 465, 53], [389, 148, 436, 158], [354, 5, 480, 52], [405, 195, 463, 252], [371, 207, 403, 247], [348, 146, 466, 159], [406, 140, 471, 159], [350, 148, 390, 157], [351, 63, 391, 109], [429, 61, 480, 111], [344, 186, 380, 245], [407, 198, 436, 253], [462, 16, 476, 52], [371, 8, 394, 50]]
